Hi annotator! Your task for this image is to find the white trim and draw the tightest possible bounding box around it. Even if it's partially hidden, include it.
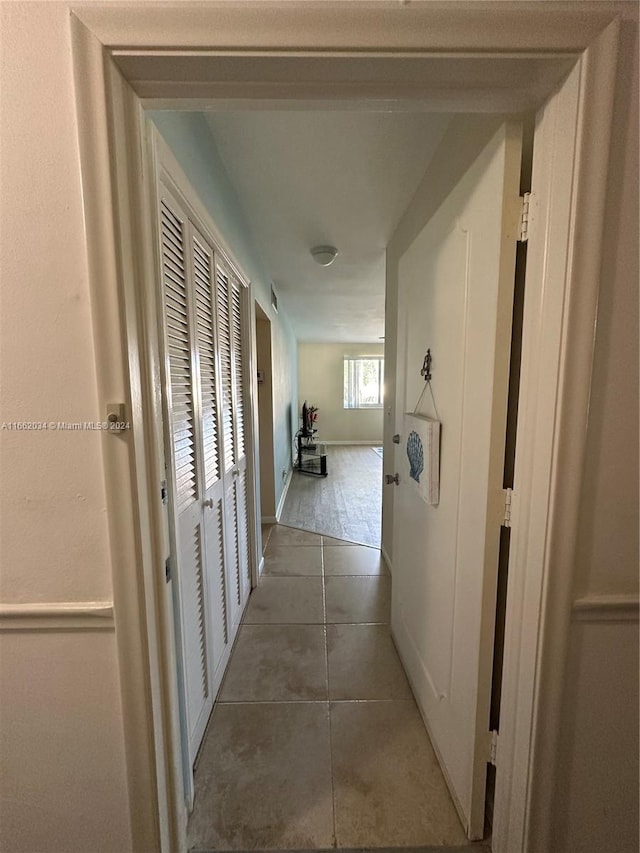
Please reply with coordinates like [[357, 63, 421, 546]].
[[69, 18, 166, 853], [492, 64, 584, 853], [244, 286, 262, 593], [572, 594, 639, 622], [257, 555, 265, 580], [0, 601, 115, 631], [74, 4, 624, 53], [381, 546, 393, 575], [275, 468, 293, 521], [494, 20, 621, 853]]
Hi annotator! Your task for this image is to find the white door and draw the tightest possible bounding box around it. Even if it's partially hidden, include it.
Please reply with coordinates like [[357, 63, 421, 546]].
[[158, 191, 214, 761], [392, 122, 522, 839], [215, 257, 252, 634], [190, 227, 230, 692], [158, 184, 251, 780]]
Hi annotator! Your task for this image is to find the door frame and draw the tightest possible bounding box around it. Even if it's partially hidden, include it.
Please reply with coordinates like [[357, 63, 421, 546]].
[[254, 303, 278, 526], [69, 5, 621, 852]]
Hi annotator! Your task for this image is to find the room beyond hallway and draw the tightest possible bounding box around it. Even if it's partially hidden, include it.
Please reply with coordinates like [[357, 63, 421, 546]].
[[187, 525, 467, 851], [280, 446, 382, 547]]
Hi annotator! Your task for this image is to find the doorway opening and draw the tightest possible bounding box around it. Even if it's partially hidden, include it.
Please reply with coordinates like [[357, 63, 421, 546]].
[[82, 14, 619, 850], [147, 106, 528, 849]]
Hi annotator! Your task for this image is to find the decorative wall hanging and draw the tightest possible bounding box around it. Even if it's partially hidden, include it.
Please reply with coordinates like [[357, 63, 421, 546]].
[[405, 347, 440, 504], [403, 413, 440, 505]]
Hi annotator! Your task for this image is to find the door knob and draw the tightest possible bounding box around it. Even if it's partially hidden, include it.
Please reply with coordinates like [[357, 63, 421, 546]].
[[385, 473, 400, 486], [203, 498, 214, 508]]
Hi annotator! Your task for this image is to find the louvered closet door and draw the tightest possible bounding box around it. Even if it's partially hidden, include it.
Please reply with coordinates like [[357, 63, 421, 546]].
[[159, 191, 214, 760], [190, 227, 230, 695], [229, 272, 252, 608], [215, 258, 251, 632]]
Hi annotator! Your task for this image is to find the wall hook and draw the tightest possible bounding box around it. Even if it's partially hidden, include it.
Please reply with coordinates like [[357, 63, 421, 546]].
[[420, 349, 432, 382]]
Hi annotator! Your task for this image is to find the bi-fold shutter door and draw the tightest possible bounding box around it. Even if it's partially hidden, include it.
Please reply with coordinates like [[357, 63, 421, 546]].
[[158, 185, 251, 767], [215, 259, 252, 633], [191, 227, 229, 690]]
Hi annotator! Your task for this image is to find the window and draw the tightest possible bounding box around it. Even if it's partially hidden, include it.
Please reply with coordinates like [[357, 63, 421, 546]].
[[344, 356, 384, 409]]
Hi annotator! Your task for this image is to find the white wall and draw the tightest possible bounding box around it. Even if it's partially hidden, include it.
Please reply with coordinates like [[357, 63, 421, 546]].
[[0, 3, 132, 850], [298, 343, 384, 443]]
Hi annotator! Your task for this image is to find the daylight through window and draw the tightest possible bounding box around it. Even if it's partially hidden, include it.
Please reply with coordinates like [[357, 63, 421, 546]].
[[344, 357, 384, 409]]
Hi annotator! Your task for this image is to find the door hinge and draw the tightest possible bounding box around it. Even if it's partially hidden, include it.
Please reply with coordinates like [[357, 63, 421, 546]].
[[165, 556, 172, 583], [160, 480, 168, 505], [518, 192, 531, 242], [503, 488, 513, 527], [489, 729, 499, 767]]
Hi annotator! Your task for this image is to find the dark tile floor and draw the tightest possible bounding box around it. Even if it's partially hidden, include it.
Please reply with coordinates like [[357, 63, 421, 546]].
[[187, 526, 467, 851]]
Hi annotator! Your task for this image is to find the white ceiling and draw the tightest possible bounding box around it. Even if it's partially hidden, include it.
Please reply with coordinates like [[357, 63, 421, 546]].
[[205, 111, 451, 342]]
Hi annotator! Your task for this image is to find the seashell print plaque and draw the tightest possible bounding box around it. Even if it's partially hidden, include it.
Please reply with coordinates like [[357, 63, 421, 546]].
[[404, 413, 440, 505], [406, 430, 424, 483]]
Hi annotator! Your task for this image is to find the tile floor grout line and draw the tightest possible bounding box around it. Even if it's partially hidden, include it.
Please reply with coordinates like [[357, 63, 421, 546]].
[[321, 539, 339, 849]]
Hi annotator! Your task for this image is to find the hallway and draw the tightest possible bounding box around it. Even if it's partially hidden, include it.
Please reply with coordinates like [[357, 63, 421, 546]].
[[187, 525, 468, 851]]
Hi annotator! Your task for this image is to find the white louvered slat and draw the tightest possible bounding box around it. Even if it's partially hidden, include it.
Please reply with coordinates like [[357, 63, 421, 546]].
[[192, 234, 220, 489], [230, 279, 246, 460], [179, 509, 213, 756], [231, 480, 242, 607], [215, 499, 229, 647], [160, 199, 197, 516], [216, 262, 235, 469], [193, 523, 209, 702], [222, 476, 241, 632], [204, 497, 229, 681], [237, 469, 251, 587]]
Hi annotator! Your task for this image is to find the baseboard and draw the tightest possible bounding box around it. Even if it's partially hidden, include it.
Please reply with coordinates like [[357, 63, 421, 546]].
[[275, 468, 293, 521], [321, 440, 382, 445], [195, 847, 490, 853], [261, 516, 277, 525], [381, 545, 393, 574]]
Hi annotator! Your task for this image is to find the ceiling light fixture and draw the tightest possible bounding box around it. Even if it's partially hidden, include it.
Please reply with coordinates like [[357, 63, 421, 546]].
[[310, 245, 338, 267]]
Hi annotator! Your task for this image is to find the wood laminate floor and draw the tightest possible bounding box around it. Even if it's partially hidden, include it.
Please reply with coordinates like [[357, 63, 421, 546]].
[[280, 445, 382, 547]]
